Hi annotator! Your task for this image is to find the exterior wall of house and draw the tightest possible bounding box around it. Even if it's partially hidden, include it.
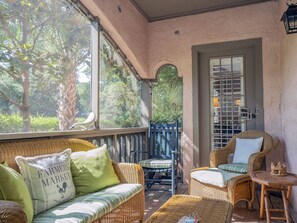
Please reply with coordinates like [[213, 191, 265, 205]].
[[81, 0, 149, 78], [279, 0, 297, 217], [148, 1, 281, 182]]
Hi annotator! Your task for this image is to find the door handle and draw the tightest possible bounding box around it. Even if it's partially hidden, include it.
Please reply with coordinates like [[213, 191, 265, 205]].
[[240, 106, 256, 120]]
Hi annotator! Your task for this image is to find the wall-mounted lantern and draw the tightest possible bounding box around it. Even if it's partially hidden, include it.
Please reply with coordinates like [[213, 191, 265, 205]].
[[281, 2, 297, 34]]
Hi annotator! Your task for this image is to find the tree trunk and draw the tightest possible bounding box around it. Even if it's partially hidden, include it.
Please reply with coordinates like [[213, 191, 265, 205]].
[[57, 72, 77, 130], [20, 16, 31, 132], [21, 69, 31, 132]]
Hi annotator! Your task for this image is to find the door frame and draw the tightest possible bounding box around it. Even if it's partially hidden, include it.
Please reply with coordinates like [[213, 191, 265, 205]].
[[192, 38, 263, 167]]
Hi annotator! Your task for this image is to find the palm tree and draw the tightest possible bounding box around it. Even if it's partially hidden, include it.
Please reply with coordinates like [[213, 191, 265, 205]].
[[41, 0, 91, 130]]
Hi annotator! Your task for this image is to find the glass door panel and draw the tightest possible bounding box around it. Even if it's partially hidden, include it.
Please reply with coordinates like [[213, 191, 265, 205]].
[[210, 56, 245, 149]]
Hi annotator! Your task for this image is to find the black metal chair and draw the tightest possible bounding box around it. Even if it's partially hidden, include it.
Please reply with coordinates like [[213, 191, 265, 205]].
[[138, 120, 179, 195]]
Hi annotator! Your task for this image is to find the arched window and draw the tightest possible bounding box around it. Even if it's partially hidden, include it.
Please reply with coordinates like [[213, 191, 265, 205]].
[[152, 65, 183, 124]]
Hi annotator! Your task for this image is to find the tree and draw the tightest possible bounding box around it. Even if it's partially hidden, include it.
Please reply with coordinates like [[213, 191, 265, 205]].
[[0, 0, 91, 131], [0, 0, 140, 132], [0, 0, 57, 131], [99, 37, 142, 128], [42, 2, 91, 130], [152, 65, 183, 124]]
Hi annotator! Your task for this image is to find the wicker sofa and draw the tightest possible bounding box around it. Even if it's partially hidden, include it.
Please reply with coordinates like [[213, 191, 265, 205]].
[[189, 130, 273, 210], [0, 138, 144, 223]]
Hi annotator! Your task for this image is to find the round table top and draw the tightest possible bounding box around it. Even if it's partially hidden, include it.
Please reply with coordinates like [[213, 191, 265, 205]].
[[250, 171, 297, 187]]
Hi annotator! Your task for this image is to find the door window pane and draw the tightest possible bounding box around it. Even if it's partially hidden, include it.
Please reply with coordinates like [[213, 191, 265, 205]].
[[210, 56, 245, 148], [232, 57, 244, 76], [0, 0, 92, 133]]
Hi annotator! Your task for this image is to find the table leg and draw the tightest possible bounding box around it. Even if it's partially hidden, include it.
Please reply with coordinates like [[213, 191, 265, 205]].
[[282, 187, 291, 223], [286, 185, 292, 200], [248, 181, 255, 210], [260, 184, 265, 219], [264, 189, 271, 223]]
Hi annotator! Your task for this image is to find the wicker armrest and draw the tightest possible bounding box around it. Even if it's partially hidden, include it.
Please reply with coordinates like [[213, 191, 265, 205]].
[[248, 137, 280, 173], [112, 162, 144, 186], [227, 174, 253, 204], [210, 148, 232, 167], [0, 200, 27, 223], [191, 167, 210, 172], [227, 174, 250, 189], [248, 151, 267, 173]]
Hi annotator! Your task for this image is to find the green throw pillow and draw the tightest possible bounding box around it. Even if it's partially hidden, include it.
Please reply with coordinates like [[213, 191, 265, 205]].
[[0, 161, 8, 200], [1, 161, 8, 166], [0, 164, 34, 222], [71, 145, 120, 195]]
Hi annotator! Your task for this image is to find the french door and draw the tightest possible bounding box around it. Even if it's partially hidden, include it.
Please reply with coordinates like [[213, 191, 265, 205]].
[[195, 39, 263, 166]]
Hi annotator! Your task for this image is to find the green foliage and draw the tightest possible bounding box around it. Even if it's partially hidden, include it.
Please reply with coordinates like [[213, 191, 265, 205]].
[[0, 114, 58, 133], [0, 0, 91, 132], [99, 36, 142, 128], [0, 113, 85, 133], [0, 0, 142, 132], [77, 82, 91, 117], [30, 115, 59, 132], [152, 65, 183, 124]]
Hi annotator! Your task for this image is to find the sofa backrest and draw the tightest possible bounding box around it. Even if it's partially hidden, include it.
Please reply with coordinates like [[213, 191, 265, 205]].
[[0, 138, 97, 171]]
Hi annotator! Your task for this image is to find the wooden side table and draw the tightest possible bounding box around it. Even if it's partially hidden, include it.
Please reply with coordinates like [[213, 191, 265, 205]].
[[250, 171, 297, 223]]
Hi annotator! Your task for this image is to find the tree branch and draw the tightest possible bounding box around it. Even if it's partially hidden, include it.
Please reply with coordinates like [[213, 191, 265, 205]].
[[0, 11, 21, 47], [0, 66, 21, 83], [0, 91, 21, 108]]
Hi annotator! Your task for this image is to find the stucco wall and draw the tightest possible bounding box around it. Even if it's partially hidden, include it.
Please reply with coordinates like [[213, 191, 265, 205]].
[[279, 0, 297, 217], [148, 1, 281, 182], [81, 0, 149, 78]]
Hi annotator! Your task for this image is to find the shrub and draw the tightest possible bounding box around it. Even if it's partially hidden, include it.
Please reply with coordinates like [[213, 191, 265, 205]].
[[0, 114, 85, 133]]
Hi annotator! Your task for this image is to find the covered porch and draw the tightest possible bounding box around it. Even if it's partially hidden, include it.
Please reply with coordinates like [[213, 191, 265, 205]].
[[1, 0, 297, 222]]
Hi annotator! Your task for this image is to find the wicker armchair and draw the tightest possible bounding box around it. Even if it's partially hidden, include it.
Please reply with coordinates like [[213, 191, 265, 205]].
[[189, 130, 273, 210]]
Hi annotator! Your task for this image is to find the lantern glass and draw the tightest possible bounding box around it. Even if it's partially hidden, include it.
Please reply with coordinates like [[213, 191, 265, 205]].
[[282, 4, 297, 34]]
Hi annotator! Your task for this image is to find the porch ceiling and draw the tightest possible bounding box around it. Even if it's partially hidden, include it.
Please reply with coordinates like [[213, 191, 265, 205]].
[[130, 0, 272, 22]]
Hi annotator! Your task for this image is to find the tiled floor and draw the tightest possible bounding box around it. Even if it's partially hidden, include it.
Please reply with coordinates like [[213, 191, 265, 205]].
[[144, 183, 290, 222]]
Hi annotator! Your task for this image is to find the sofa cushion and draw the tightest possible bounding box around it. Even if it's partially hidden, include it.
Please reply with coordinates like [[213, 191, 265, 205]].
[[70, 145, 120, 195], [218, 163, 248, 173], [0, 164, 34, 222], [33, 183, 143, 223], [191, 168, 243, 187], [15, 149, 76, 215]]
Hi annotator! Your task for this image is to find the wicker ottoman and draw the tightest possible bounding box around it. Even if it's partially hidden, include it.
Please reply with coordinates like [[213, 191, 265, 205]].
[[145, 194, 233, 223]]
